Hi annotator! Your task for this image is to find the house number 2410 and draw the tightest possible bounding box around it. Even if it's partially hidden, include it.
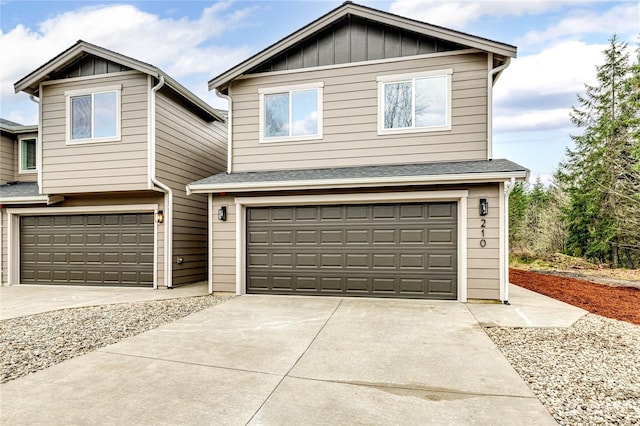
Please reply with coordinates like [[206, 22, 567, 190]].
[[480, 219, 487, 247]]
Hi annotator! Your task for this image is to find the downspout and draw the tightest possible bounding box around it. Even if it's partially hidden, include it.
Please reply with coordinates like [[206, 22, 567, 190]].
[[149, 75, 173, 289], [503, 177, 516, 304], [487, 54, 511, 160], [215, 89, 232, 174]]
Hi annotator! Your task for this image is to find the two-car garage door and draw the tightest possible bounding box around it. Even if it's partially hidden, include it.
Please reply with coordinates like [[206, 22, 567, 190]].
[[20, 214, 154, 287], [246, 202, 458, 299]]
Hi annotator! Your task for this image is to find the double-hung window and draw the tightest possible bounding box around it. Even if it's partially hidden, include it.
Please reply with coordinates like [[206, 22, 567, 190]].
[[378, 69, 452, 134], [19, 137, 37, 173], [65, 85, 121, 143], [259, 82, 323, 142]]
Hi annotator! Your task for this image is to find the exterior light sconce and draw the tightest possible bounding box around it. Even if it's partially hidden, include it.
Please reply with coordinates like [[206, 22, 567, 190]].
[[479, 198, 488, 216], [218, 205, 227, 221], [155, 210, 164, 223]]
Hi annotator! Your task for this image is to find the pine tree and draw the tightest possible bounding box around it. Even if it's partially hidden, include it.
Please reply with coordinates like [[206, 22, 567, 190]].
[[559, 35, 640, 266]]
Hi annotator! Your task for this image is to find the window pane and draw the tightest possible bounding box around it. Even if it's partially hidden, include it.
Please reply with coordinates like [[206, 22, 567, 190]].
[[22, 139, 36, 170], [384, 81, 412, 129], [415, 76, 447, 127], [71, 95, 91, 139], [93, 92, 117, 138], [291, 89, 318, 136], [265, 93, 289, 137]]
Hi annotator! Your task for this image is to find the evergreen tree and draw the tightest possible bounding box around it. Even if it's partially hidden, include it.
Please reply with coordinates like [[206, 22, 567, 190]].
[[559, 35, 640, 266]]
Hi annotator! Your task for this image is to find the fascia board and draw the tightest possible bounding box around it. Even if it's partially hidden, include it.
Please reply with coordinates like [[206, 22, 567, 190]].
[[208, 3, 516, 91], [187, 171, 529, 194]]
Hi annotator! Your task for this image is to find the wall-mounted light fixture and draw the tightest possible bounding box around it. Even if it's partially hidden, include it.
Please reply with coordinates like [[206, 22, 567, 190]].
[[218, 205, 227, 221], [479, 198, 488, 216], [155, 210, 164, 223]]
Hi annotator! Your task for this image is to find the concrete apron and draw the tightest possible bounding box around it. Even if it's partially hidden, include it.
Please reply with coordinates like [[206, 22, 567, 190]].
[[0, 295, 559, 425]]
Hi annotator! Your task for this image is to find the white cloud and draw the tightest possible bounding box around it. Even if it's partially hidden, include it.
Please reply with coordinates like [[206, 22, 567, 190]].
[[493, 40, 605, 132], [0, 2, 255, 122], [389, 0, 570, 29], [519, 3, 640, 47]]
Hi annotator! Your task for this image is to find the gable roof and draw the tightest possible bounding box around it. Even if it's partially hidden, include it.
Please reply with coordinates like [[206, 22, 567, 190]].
[[14, 40, 223, 122], [208, 1, 517, 92]]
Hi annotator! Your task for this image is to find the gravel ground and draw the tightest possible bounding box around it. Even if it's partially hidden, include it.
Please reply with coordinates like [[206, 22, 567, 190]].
[[485, 314, 640, 425], [0, 295, 231, 383]]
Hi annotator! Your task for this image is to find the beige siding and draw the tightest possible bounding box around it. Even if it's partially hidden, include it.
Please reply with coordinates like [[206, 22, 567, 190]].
[[155, 89, 227, 285], [466, 183, 500, 300], [40, 72, 149, 194], [230, 52, 488, 172], [211, 195, 237, 293], [0, 134, 14, 185], [210, 184, 503, 299]]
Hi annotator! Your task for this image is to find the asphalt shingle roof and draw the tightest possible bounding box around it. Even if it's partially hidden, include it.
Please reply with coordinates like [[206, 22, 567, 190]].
[[0, 182, 41, 198], [190, 159, 528, 187]]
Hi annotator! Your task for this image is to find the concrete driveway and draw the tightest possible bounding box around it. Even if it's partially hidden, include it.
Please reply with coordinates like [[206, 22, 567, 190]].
[[0, 290, 572, 425]]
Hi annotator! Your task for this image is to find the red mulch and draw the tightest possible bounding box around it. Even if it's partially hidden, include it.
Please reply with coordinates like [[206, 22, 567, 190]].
[[510, 268, 640, 326]]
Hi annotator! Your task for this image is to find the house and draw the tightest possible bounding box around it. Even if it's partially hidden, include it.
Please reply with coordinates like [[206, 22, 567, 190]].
[[1, 41, 227, 288], [187, 2, 528, 302]]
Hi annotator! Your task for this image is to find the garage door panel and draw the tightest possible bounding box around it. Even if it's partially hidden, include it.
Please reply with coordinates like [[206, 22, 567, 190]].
[[247, 202, 457, 299], [20, 213, 153, 287]]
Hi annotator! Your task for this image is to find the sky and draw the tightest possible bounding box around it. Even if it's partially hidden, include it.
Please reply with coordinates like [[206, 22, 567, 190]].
[[1, 0, 638, 184]]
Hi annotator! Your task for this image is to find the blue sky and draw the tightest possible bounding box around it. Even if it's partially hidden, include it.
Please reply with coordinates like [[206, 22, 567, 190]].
[[1, 0, 638, 184]]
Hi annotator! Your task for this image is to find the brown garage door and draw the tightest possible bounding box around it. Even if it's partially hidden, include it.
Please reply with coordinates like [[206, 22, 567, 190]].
[[20, 214, 154, 287], [246, 202, 457, 299]]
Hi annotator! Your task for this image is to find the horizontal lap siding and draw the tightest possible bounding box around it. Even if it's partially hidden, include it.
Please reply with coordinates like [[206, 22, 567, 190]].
[[155, 90, 227, 285], [0, 135, 14, 184], [466, 184, 500, 299], [211, 196, 236, 293], [40, 73, 149, 194], [231, 52, 488, 172]]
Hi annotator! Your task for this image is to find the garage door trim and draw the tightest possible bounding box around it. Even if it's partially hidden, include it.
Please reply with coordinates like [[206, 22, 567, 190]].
[[234, 190, 468, 301], [5, 204, 160, 287]]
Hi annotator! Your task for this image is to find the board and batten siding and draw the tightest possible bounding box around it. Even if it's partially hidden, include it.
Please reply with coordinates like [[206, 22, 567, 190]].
[[40, 72, 149, 194], [230, 52, 489, 172], [154, 89, 227, 285], [0, 134, 14, 185]]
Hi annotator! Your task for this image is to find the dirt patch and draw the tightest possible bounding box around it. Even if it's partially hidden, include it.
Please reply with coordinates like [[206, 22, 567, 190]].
[[510, 268, 640, 326]]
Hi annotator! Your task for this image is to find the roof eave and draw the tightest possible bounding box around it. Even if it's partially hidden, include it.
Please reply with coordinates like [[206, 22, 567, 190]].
[[14, 41, 222, 122], [208, 2, 517, 91], [0, 195, 64, 205], [187, 171, 529, 194]]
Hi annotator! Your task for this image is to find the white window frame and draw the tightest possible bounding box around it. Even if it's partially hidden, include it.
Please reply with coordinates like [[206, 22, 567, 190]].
[[377, 69, 452, 135], [258, 82, 323, 143], [18, 136, 37, 174], [65, 84, 122, 144]]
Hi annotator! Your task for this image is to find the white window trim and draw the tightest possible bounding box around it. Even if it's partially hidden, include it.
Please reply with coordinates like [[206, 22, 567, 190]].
[[377, 69, 452, 135], [65, 84, 122, 145], [18, 136, 37, 174], [258, 81, 324, 143]]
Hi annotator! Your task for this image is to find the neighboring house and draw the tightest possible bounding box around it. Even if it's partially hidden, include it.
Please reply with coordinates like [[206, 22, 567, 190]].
[[188, 2, 528, 302], [1, 41, 227, 288]]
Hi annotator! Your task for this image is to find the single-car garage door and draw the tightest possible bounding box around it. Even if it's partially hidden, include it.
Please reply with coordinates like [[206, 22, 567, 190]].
[[246, 202, 457, 299], [20, 214, 154, 287]]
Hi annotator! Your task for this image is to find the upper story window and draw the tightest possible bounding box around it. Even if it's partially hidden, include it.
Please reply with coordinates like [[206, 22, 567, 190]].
[[65, 85, 121, 144], [19, 137, 37, 173], [378, 69, 452, 134], [259, 82, 323, 143]]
